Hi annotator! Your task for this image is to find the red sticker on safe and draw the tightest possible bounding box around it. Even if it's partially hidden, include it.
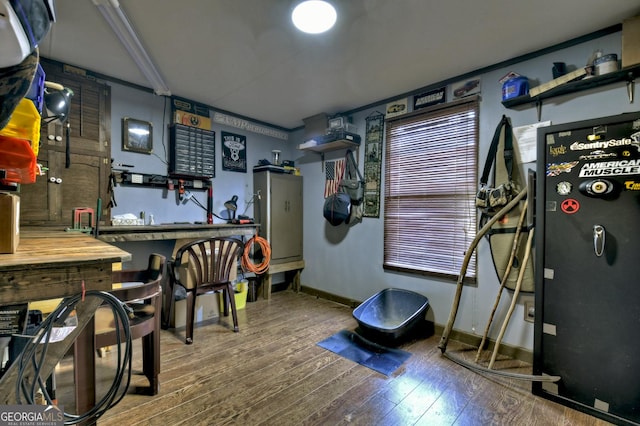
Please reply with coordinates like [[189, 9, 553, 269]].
[[561, 198, 580, 214]]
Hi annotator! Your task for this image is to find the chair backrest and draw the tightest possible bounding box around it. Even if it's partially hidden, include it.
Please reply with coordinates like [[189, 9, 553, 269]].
[[173, 237, 243, 290], [111, 253, 166, 303]]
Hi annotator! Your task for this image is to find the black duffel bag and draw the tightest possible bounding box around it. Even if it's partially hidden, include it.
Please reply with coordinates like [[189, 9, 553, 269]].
[[323, 191, 350, 226]]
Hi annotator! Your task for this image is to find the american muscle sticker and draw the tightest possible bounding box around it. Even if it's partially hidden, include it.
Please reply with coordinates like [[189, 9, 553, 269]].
[[579, 159, 640, 177]]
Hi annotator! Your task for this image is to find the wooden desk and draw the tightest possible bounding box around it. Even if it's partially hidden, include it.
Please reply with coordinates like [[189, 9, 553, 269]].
[[97, 223, 258, 243], [0, 228, 131, 423]]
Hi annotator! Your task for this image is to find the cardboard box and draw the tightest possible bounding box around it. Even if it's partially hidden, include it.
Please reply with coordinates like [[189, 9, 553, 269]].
[[623, 16, 640, 68], [170, 292, 221, 328], [302, 112, 328, 141], [0, 193, 19, 253]]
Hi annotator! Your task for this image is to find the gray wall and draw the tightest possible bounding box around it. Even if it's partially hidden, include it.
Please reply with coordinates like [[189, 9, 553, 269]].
[[108, 84, 296, 268], [106, 30, 635, 351], [297, 31, 636, 351]]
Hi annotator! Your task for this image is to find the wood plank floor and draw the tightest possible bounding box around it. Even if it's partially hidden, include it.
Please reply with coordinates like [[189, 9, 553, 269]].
[[55, 290, 612, 425]]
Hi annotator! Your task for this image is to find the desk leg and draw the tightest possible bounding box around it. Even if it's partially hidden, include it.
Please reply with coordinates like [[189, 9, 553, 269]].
[[74, 316, 96, 425]]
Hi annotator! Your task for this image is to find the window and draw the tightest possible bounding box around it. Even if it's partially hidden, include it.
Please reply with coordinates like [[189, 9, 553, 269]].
[[384, 98, 478, 281]]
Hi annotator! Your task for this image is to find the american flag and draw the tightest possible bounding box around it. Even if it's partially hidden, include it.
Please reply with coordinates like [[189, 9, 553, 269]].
[[324, 158, 345, 197]]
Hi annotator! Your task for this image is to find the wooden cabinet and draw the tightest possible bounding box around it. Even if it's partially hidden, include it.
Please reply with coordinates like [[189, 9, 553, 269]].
[[253, 171, 303, 264], [20, 60, 111, 226], [21, 150, 108, 224]]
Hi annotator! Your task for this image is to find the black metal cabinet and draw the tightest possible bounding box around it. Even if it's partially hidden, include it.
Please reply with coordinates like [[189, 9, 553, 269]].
[[534, 111, 640, 425]]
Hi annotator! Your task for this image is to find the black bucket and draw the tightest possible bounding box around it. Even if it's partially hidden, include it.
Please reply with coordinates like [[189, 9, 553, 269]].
[[246, 278, 261, 302]]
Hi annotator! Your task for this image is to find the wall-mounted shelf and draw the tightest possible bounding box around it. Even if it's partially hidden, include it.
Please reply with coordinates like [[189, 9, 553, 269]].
[[113, 170, 210, 191], [502, 64, 640, 120], [298, 138, 360, 153], [298, 134, 361, 171]]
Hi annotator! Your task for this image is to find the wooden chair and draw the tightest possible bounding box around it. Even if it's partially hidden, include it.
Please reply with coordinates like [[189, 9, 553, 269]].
[[164, 237, 244, 344], [94, 253, 165, 395]]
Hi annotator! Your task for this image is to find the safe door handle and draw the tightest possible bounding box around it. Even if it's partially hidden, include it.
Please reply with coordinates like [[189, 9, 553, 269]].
[[593, 225, 605, 257]]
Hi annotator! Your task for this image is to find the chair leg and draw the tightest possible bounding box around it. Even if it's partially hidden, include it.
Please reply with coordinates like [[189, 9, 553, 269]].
[[220, 289, 228, 317], [142, 296, 161, 394], [226, 283, 239, 333], [162, 277, 175, 329], [141, 331, 159, 395], [185, 291, 197, 344]]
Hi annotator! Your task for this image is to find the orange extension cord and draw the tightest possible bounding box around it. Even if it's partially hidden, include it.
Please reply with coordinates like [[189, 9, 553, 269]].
[[241, 235, 271, 274]]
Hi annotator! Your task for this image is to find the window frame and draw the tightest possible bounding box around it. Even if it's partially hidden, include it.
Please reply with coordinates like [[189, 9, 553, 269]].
[[383, 96, 479, 282]]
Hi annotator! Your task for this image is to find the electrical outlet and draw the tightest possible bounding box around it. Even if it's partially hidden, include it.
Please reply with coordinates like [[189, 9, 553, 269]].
[[524, 299, 535, 323]]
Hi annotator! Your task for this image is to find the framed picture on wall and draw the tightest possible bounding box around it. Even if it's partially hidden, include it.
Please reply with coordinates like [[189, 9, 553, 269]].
[[122, 117, 153, 154]]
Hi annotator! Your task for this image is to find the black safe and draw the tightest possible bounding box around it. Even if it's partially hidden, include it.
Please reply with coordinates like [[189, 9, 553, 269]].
[[534, 111, 640, 425]]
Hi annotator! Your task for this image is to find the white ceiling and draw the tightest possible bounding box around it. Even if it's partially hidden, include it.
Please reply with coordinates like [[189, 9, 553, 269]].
[[39, 0, 640, 130]]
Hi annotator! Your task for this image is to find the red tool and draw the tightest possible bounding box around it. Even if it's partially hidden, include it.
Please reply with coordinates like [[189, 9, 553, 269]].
[[207, 185, 213, 224], [178, 179, 185, 200]]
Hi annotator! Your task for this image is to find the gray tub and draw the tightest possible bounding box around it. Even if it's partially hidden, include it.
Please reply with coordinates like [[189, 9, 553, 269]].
[[352, 288, 430, 343]]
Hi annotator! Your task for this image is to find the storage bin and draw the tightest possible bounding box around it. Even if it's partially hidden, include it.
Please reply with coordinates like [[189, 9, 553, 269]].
[[25, 63, 45, 113], [218, 280, 248, 311], [502, 76, 529, 101], [0, 135, 37, 183], [246, 277, 261, 302], [0, 98, 41, 156]]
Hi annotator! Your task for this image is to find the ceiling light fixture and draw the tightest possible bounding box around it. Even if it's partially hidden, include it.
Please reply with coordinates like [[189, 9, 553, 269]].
[[92, 0, 171, 96], [292, 1, 337, 34]]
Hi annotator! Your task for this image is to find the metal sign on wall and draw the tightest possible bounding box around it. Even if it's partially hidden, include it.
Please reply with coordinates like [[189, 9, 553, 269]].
[[213, 112, 289, 141], [171, 96, 212, 130], [413, 86, 446, 110], [221, 131, 247, 173]]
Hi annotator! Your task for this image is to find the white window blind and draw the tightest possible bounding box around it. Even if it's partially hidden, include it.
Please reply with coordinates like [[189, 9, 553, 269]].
[[384, 99, 478, 281]]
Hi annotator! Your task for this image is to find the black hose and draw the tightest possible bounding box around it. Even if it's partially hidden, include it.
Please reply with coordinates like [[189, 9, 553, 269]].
[[442, 351, 560, 382], [15, 291, 133, 425]]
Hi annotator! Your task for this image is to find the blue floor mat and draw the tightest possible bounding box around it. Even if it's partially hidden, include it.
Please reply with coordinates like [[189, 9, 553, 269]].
[[317, 329, 411, 376]]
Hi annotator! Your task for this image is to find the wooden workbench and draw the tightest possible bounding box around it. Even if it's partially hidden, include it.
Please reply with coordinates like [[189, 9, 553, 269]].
[[0, 228, 131, 424], [0, 228, 131, 302], [97, 223, 258, 243]]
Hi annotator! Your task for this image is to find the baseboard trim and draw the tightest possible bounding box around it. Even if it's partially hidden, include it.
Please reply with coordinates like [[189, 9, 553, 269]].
[[299, 285, 360, 308], [433, 324, 533, 364], [299, 285, 533, 364]]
